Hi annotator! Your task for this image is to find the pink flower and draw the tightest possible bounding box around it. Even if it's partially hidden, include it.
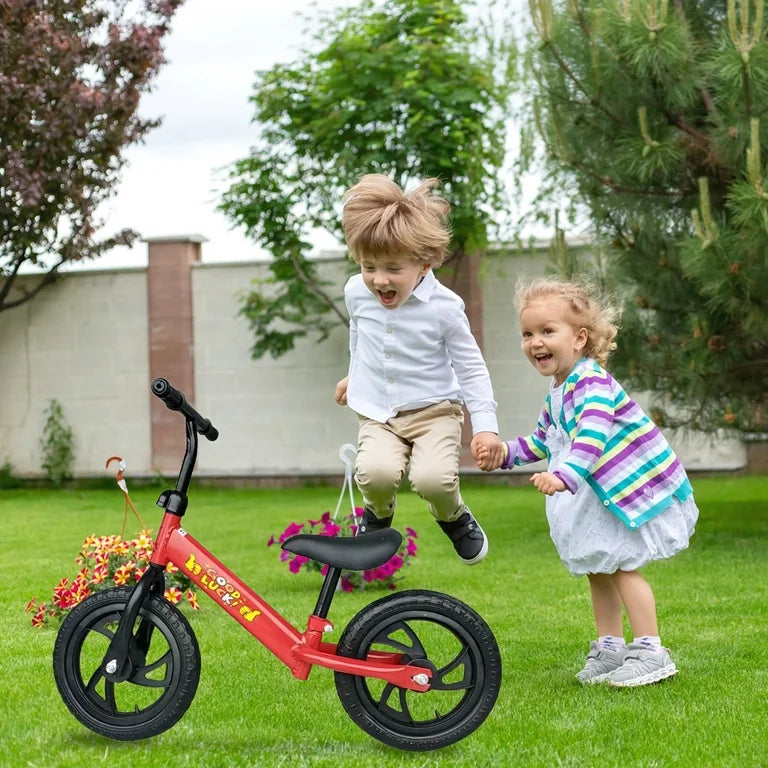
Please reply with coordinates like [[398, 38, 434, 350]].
[[288, 555, 309, 574], [308, 511, 331, 526], [320, 521, 341, 537], [405, 527, 418, 539], [266, 535, 276, 547], [279, 522, 305, 543]]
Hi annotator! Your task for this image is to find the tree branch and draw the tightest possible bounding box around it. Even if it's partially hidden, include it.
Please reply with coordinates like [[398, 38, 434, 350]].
[[543, 41, 625, 126], [288, 252, 349, 327], [0, 261, 63, 311]]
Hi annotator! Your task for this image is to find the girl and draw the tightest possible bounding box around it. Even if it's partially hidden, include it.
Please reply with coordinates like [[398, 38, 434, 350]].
[[475, 276, 698, 687]]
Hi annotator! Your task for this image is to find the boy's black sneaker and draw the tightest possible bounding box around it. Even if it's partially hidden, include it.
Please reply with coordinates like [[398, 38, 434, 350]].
[[437, 508, 488, 565], [356, 506, 393, 535]]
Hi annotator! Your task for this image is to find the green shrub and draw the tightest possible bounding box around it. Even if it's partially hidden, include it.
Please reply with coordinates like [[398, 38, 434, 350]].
[[40, 400, 75, 486]]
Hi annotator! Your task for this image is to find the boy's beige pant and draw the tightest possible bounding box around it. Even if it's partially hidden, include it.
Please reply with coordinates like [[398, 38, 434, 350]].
[[354, 400, 465, 523]]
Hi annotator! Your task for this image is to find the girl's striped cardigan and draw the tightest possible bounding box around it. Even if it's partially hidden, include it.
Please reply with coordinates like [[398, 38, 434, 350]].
[[501, 358, 693, 529]]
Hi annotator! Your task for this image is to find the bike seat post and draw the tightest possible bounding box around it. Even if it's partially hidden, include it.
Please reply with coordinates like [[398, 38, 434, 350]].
[[313, 565, 342, 619]]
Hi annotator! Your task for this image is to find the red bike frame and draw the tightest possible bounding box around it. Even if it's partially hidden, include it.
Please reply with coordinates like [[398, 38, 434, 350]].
[[149, 509, 432, 693]]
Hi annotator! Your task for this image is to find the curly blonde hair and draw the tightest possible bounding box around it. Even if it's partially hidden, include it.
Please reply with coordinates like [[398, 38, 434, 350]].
[[515, 276, 620, 367], [341, 174, 451, 267]]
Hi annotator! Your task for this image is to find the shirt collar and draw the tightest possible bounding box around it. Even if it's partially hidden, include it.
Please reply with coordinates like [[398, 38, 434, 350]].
[[410, 269, 436, 303]]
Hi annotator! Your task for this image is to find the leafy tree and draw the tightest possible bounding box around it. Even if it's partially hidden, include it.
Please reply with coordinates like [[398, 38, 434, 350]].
[[220, 0, 515, 359], [0, 0, 184, 312], [519, 0, 768, 434]]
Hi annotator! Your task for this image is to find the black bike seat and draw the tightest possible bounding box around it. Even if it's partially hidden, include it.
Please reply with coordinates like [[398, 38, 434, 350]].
[[281, 528, 402, 571]]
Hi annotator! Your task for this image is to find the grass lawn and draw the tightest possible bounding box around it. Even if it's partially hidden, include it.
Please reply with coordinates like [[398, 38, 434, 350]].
[[1, 475, 767, 767]]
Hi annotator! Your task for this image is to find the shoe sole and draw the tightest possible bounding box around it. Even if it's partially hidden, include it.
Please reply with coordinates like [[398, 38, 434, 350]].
[[459, 523, 488, 566], [609, 664, 677, 687], [576, 670, 615, 685]]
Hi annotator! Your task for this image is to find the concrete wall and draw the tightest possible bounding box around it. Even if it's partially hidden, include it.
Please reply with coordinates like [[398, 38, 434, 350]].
[[0, 269, 151, 476], [0, 244, 747, 478]]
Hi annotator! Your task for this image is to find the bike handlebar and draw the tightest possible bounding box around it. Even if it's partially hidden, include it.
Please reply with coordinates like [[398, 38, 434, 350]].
[[151, 378, 219, 441]]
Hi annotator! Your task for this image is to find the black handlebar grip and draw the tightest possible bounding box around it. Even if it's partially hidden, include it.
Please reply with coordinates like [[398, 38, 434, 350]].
[[151, 377, 184, 409], [197, 420, 219, 441], [151, 377, 219, 441]]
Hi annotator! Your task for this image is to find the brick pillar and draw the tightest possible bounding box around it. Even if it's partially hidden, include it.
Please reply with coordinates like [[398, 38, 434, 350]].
[[146, 236, 205, 474], [441, 250, 484, 468]]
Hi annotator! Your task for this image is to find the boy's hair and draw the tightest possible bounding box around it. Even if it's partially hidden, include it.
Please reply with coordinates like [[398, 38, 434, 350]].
[[515, 276, 620, 367], [342, 174, 451, 267]]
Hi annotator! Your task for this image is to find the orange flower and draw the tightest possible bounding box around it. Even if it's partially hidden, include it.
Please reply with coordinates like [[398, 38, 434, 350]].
[[135, 531, 154, 549], [164, 587, 182, 604], [113, 565, 132, 586]]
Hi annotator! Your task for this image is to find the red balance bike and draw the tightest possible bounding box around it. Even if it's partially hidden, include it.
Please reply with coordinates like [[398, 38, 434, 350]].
[[53, 378, 502, 751]]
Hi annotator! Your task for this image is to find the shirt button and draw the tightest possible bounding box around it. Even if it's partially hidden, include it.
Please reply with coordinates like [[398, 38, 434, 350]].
[[385, 352, 392, 358], [388, 378, 394, 383], [386, 327, 393, 334]]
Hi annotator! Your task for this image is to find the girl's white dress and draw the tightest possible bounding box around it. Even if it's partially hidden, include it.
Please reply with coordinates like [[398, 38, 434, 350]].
[[546, 382, 699, 576]]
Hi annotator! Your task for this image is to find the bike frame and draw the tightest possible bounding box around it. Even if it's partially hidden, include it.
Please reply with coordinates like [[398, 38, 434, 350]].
[[103, 417, 431, 694]]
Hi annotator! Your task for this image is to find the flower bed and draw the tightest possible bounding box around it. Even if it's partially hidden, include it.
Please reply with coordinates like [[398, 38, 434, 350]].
[[27, 530, 199, 628]]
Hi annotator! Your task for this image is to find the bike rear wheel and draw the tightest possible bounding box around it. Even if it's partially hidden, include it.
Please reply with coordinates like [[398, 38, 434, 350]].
[[53, 587, 200, 740], [334, 589, 501, 751]]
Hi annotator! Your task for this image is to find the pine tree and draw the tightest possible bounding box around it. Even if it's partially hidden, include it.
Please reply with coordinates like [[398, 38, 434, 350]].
[[519, 0, 768, 433]]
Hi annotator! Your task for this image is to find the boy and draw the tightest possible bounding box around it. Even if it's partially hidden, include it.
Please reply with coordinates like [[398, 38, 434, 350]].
[[335, 174, 504, 564]]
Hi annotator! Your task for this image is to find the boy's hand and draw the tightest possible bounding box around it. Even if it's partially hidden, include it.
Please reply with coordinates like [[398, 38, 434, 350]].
[[530, 472, 566, 495], [471, 432, 505, 471], [335, 376, 349, 405]]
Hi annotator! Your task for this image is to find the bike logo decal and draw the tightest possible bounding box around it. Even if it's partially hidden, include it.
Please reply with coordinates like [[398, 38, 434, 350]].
[[183, 553, 261, 622]]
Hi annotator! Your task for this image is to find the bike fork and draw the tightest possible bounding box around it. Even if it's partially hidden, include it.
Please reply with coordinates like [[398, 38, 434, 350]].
[[101, 564, 167, 683]]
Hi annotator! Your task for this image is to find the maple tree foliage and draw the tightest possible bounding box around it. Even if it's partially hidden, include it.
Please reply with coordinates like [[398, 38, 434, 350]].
[[0, 0, 184, 312]]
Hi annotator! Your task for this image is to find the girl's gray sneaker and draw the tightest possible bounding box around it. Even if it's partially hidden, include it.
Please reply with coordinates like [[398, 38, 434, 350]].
[[575, 641, 626, 684], [608, 643, 677, 687]]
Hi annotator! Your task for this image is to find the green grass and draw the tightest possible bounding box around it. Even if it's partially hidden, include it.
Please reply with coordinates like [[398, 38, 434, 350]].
[[1, 477, 767, 767]]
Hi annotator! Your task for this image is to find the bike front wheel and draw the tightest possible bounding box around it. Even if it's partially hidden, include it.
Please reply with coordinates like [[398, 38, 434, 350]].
[[334, 589, 502, 751], [53, 586, 200, 741]]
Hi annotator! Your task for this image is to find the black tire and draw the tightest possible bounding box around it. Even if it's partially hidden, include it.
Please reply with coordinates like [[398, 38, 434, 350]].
[[53, 587, 200, 741], [334, 589, 501, 751]]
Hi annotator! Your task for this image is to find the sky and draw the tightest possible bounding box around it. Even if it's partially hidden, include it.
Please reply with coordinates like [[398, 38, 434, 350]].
[[89, 0, 359, 269], [86, 0, 532, 271]]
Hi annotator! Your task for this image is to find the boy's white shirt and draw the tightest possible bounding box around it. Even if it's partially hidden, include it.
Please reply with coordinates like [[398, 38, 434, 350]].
[[344, 270, 498, 435]]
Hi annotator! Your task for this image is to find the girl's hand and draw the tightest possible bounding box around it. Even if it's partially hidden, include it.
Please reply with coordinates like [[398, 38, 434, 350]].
[[471, 432, 505, 471], [530, 471, 566, 495], [335, 376, 349, 405]]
